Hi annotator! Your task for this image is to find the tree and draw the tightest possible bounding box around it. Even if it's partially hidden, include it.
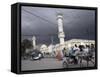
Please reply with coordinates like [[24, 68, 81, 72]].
[[21, 39, 33, 57]]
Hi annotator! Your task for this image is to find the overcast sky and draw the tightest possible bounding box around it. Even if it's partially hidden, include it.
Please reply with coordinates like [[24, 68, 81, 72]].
[[21, 6, 95, 45]]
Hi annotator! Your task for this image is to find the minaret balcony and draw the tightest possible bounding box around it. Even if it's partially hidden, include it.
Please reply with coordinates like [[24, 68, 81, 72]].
[[58, 32, 65, 38]]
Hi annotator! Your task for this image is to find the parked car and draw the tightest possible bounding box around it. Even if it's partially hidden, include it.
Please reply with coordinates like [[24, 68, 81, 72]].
[[31, 49, 43, 60]]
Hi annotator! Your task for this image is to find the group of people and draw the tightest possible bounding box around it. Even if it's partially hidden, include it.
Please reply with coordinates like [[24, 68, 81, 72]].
[[62, 44, 95, 64]]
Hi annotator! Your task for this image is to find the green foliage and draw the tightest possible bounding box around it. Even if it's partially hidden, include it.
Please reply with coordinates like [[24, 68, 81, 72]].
[[21, 39, 33, 56]]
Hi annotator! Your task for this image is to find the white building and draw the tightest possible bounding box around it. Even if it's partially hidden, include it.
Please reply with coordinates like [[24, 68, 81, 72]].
[[66, 39, 95, 47], [32, 36, 36, 49], [40, 44, 48, 53], [32, 13, 95, 54], [57, 13, 65, 50]]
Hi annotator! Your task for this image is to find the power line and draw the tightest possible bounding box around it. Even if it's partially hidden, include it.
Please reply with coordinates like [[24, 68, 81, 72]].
[[22, 9, 57, 25], [21, 31, 68, 36], [22, 34, 58, 37]]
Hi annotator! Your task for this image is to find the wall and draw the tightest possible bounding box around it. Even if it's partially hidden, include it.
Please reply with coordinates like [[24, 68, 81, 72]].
[[0, 0, 99, 77]]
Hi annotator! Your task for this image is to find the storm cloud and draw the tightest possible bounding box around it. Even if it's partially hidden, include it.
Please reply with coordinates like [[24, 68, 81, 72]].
[[21, 6, 95, 45]]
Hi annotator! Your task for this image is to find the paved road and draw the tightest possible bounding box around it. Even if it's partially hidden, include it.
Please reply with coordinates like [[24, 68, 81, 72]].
[[21, 58, 95, 71]]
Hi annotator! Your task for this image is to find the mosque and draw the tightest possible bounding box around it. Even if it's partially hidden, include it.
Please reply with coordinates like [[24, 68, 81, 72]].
[[32, 13, 95, 55]]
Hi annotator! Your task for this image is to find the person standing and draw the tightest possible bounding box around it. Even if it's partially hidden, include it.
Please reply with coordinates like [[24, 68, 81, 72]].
[[72, 44, 79, 64]]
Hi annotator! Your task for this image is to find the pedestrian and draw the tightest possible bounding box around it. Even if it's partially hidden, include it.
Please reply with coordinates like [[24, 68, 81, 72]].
[[72, 44, 79, 64], [62, 47, 67, 57]]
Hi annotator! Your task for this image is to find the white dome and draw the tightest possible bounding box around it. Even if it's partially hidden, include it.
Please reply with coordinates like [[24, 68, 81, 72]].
[[48, 44, 53, 53], [41, 44, 47, 48], [40, 44, 48, 53]]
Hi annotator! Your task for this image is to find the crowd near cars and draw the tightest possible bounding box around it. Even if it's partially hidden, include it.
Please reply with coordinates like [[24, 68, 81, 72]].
[[22, 43, 95, 68], [62, 44, 95, 68]]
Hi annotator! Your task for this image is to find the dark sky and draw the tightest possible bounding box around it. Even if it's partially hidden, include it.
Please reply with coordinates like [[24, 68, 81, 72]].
[[21, 6, 95, 45]]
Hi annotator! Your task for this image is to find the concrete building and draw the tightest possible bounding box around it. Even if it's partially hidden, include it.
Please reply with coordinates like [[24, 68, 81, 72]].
[[40, 44, 48, 53], [32, 36, 36, 49], [31, 13, 95, 54], [65, 39, 95, 47], [57, 13, 65, 50]]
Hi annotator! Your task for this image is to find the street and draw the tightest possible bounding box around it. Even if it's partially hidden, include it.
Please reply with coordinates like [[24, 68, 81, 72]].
[[21, 58, 95, 71], [21, 58, 63, 71]]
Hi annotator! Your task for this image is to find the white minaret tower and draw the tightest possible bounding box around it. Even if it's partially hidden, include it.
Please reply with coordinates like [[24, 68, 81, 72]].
[[57, 13, 65, 50], [32, 36, 36, 49]]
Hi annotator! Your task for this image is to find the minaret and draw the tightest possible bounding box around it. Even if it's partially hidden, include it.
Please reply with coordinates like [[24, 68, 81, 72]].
[[32, 36, 36, 49], [57, 13, 65, 50]]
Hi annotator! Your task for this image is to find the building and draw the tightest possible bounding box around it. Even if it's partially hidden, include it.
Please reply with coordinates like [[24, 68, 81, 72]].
[[31, 13, 95, 54]]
